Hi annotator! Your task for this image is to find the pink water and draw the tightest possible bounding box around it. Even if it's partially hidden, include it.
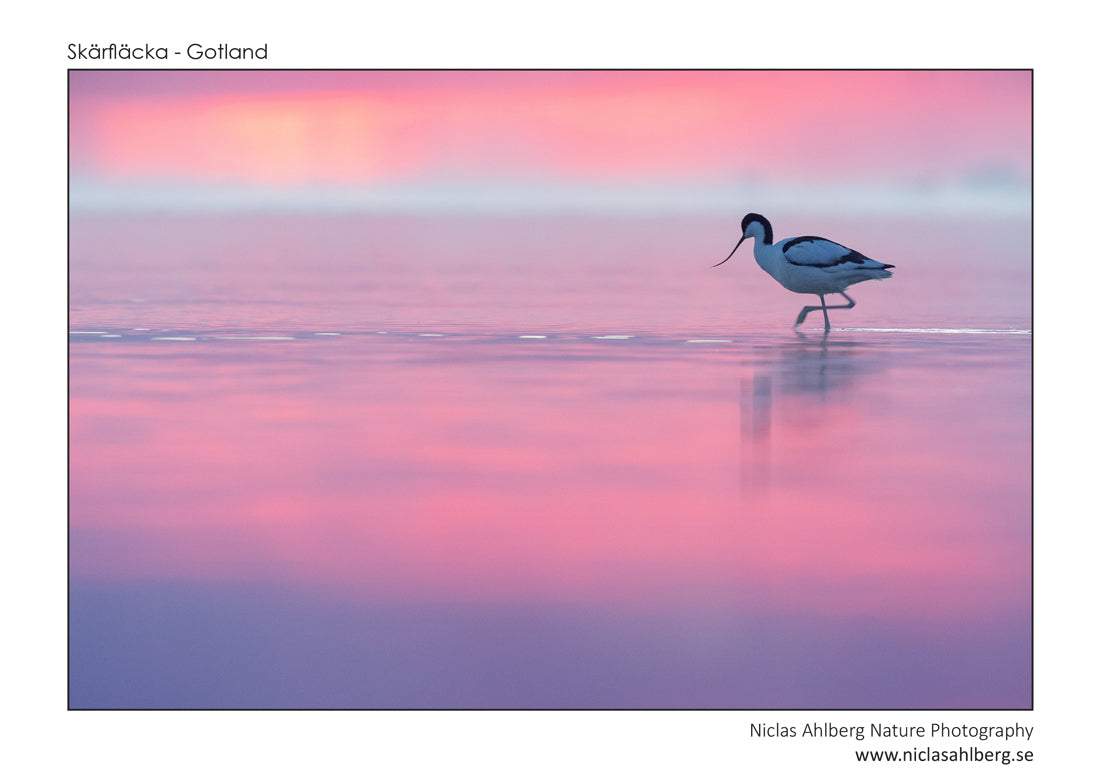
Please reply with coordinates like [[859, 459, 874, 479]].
[[69, 212, 1031, 708]]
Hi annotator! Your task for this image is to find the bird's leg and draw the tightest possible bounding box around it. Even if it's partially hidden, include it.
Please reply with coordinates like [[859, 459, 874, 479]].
[[794, 295, 828, 329], [794, 292, 857, 331], [830, 291, 857, 311], [819, 292, 858, 330]]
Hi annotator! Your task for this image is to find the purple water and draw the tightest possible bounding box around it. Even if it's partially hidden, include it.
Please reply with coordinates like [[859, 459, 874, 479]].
[[69, 211, 1031, 708]]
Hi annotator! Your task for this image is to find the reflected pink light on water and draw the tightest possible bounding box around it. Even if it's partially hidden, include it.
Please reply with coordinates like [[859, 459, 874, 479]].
[[69, 211, 1030, 708], [70, 339, 1028, 621]]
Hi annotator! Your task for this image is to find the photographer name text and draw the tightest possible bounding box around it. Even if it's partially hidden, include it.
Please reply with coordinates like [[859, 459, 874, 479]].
[[751, 721, 1033, 741]]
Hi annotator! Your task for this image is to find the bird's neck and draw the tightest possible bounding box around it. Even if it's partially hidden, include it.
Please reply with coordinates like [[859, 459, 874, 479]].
[[753, 242, 785, 281]]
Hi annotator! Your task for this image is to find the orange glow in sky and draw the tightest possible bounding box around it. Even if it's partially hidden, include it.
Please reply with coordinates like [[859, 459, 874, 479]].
[[69, 70, 1032, 188]]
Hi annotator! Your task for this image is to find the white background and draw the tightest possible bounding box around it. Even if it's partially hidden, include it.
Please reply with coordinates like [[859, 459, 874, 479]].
[[7, 1, 1092, 775]]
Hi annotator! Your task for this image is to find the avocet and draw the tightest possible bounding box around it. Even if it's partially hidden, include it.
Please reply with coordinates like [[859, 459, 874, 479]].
[[714, 213, 894, 331]]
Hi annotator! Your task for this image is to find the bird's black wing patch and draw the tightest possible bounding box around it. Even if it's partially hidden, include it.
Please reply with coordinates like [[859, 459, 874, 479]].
[[782, 236, 871, 267]]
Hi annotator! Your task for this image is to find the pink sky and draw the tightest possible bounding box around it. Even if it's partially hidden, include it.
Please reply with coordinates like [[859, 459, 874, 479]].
[[69, 70, 1031, 193]]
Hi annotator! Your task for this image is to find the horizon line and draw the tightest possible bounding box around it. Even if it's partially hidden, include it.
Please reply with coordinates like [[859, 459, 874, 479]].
[[68, 179, 1032, 217]]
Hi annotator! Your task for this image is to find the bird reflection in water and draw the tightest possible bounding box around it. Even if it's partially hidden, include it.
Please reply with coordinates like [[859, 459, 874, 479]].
[[738, 331, 885, 497], [740, 374, 772, 494]]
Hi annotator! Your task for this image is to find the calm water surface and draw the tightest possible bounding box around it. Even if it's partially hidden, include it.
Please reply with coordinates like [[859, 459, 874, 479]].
[[69, 213, 1031, 708]]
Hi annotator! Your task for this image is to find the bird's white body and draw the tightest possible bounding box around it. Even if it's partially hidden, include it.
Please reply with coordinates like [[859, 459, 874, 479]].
[[742, 219, 893, 294], [715, 213, 894, 330]]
